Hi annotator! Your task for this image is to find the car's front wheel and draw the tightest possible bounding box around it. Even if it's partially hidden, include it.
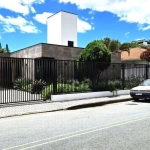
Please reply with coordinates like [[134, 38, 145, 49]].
[[133, 98, 139, 101]]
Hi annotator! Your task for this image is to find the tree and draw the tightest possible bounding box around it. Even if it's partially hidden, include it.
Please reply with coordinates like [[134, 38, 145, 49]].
[[77, 40, 111, 62], [119, 42, 131, 50], [103, 37, 111, 49], [109, 40, 120, 52], [5, 44, 10, 53], [77, 40, 111, 82], [102, 37, 120, 52], [0, 48, 6, 53], [0, 43, 5, 53], [140, 48, 150, 62]]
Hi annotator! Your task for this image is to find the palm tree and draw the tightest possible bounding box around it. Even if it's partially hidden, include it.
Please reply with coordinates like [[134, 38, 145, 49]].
[[103, 37, 111, 49], [5, 44, 10, 53]]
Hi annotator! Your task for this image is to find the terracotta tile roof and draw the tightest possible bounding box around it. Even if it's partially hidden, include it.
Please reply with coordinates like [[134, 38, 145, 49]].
[[121, 47, 146, 61]]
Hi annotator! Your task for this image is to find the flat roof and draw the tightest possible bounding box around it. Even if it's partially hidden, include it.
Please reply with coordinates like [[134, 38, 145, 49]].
[[47, 10, 77, 19]]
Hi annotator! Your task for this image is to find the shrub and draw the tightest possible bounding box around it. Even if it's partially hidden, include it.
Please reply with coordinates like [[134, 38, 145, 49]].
[[41, 84, 53, 99], [14, 78, 32, 90], [124, 75, 144, 89], [21, 84, 31, 92], [41, 83, 70, 99], [41, 83, 91, 99], [74, 83, 91, 92], [108, 79, 122, 90], [107, 83, 117, 94], [31, 79, 47, 94], [57, 76, 67, 84]]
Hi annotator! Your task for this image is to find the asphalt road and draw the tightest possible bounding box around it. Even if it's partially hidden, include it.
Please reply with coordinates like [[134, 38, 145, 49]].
[[1, 100, 150, 150]]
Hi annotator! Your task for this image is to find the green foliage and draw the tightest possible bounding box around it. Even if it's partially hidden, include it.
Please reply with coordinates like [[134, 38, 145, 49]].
[[77, 40, 111, 81], [120, 42, 148, 51], [31, 79, 47, 94], [130, 42, 139, 48], [77, 40, 111, 62], [41, 82, 91, 99], [119, 42, 131, 50], [103, 37, 111, 49], [109, 40, 121, 52], [124, 75, 144, 89], [90, 79, 121, 92], [0, 48, 6, 53], [102, 37, 121, 52], [41, 75, 144, 99], [41, 85, 53, 99], [57, 75, 67, 84], [14, 78, 32, 90], [22, 85, 31, 92], [139, 44, 148, 49]]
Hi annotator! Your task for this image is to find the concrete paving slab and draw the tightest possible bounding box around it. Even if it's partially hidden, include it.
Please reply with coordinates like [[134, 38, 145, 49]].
[[0, 95, 132, 118]]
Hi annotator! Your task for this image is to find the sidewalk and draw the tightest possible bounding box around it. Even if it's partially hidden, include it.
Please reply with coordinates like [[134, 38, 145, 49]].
[[0, 95, 132, 118]]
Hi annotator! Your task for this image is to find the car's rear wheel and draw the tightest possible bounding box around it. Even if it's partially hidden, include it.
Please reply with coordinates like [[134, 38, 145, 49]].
[[133, 98, 139, 101]]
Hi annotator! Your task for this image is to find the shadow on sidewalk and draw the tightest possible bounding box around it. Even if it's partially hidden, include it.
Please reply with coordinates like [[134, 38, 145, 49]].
[[0, 100, 51, 108]]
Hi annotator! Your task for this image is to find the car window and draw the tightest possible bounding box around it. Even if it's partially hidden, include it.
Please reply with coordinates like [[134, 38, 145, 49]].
[[140, 80, 150, 86]]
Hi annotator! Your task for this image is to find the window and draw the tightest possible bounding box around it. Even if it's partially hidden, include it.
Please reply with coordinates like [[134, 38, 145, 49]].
[[68, 41, 74, 47]]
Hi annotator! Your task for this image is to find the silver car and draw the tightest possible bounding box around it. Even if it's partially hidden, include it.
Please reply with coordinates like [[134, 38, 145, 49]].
[[130, 79, 150, 101]]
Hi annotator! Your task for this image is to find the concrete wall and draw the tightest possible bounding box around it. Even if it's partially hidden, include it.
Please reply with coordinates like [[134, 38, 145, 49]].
[[42, 43, 83, 60], [47, 12, 61, 45], [111, 51, 121, 63], [42, 43, 83, 79], [9, 44, 121, 81], [10, 43, 83, 81], [0, 53, 10, 57], [10, 44, 42, 81], [99, 51, 121, 79], [10, 44, 42, 58]]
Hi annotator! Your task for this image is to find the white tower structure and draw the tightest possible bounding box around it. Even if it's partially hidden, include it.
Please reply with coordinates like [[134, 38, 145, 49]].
[[47, 11, 77, 47]]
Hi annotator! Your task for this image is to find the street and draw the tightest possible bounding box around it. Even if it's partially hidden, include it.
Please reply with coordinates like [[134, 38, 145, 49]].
[[1, 100, 150, 150]]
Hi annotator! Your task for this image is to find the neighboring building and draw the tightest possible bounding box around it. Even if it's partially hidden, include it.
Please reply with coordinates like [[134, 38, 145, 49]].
[[121, 47, 146, 64], [121, 47, 149, 78], [132, 39, 150, 46]]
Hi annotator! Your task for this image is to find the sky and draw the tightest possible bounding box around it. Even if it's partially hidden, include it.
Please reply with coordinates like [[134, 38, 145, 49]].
[[0, 0, 150, 52]]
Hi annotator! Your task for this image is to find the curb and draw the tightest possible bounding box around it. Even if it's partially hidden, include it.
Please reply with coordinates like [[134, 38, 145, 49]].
[[66, 98, 132, 110], [0, 98, 132, 119]]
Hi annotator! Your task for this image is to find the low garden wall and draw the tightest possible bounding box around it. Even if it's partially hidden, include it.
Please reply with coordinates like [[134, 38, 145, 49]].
[[51, 90, 130, 102]]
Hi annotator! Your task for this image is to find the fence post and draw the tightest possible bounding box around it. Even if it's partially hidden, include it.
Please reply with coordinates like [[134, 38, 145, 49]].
[[53, 60, 57, 95], [122, 63, 125, 90], [92, 62, 95, 91], [146, 64, 149, 79]]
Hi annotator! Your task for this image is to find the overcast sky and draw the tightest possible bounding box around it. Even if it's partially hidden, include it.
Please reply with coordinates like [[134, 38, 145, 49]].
[[0, 0, 150, 51]]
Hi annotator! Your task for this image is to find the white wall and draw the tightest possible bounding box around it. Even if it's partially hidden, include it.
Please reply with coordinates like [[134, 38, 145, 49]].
[[47, 12, 61, 45], [51, 90, 130, 102], [61, 11, 77, 47], [47, 11, 77, 47]]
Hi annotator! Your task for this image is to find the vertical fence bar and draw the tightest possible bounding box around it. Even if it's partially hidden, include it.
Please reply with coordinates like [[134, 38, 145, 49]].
[[122, 63, 125, 90], [146, 64, 148, 79], [92, 61, 94, 91], [53, 60, 57, 95]]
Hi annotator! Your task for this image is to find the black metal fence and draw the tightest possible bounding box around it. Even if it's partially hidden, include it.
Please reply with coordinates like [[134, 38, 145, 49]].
[[0, 57, 149, 104]]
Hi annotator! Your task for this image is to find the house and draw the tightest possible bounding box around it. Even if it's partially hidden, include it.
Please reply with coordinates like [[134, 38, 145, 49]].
[[132, 39, 150, 46], [121, 47, 147, 64], [0, 10, 121, 87], [121, 47, 149, 78]]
